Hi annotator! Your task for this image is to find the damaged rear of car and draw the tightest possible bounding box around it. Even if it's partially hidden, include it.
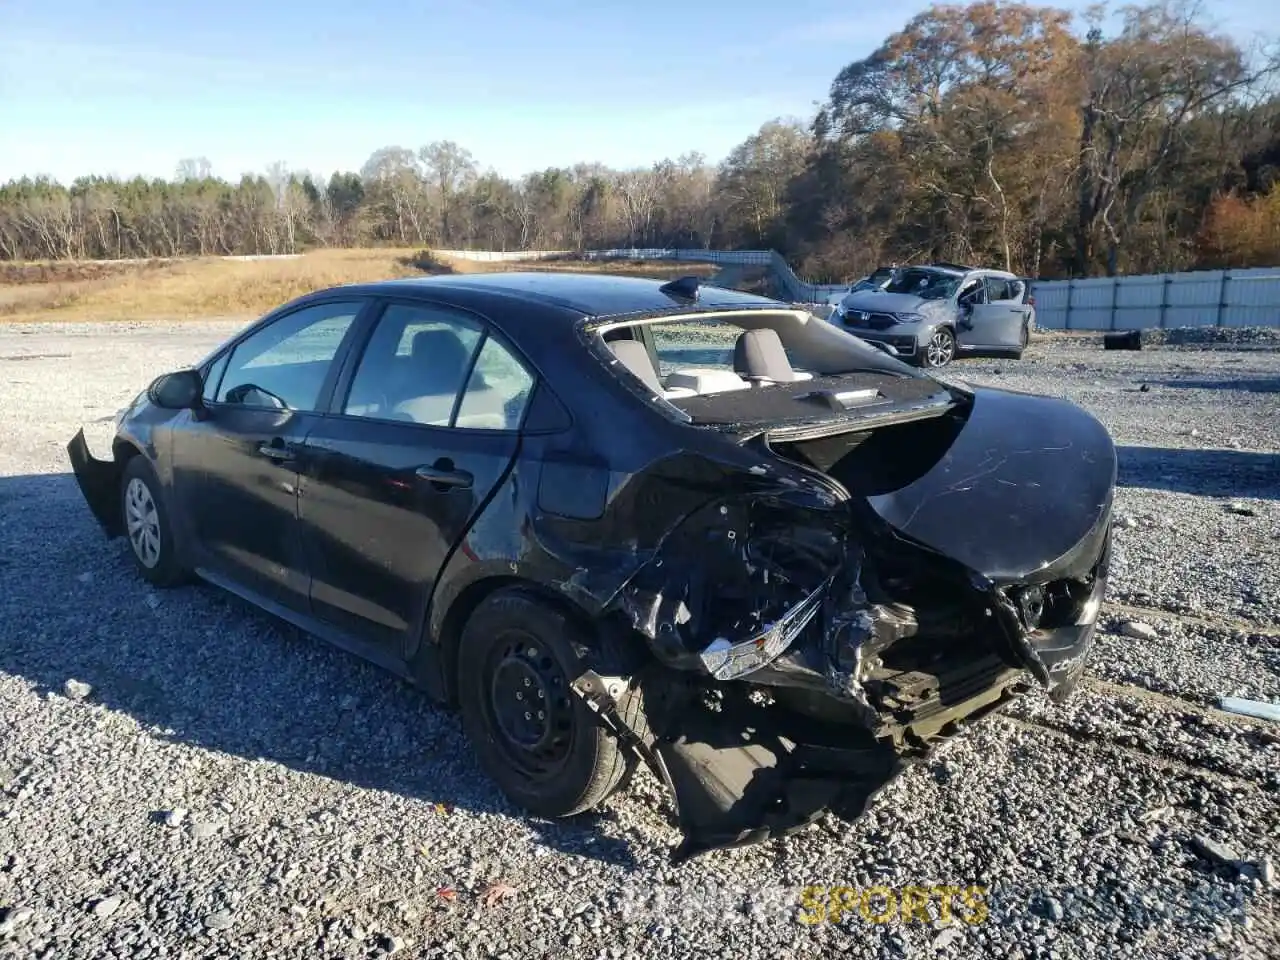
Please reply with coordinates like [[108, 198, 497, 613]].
[[567, 299, 1115, 862], [62, 273, 1112, 865]]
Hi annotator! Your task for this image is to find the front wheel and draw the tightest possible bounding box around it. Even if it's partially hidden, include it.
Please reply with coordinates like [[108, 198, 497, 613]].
[[120, 456, 186, 587], [457, 589, 629, 818], [922, 327, 956, 368]]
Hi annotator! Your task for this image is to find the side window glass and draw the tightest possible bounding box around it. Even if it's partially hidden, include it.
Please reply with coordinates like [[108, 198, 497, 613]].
[[202, 352, 230, 403], [216, 301, 362, 410], [455, 336, 536, 430], [343, 302, 482, 425], [985, 277, 1011, 302], [959, 280, 986, 305]]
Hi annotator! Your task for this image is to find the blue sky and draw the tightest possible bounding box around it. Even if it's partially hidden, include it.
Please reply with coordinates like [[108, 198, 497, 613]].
[[0, 0, 1272, 185]]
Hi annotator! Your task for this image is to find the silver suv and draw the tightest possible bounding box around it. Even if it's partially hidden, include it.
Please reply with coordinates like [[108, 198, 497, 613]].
[[830, 263, 1036, 368]]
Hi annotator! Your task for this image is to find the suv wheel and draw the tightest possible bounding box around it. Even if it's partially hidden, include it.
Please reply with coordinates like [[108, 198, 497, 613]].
[[923, 327, 956, 368]]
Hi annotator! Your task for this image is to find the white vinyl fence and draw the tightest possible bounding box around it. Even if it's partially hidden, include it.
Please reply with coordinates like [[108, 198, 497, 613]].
[[1029, 268, 1280, 330]]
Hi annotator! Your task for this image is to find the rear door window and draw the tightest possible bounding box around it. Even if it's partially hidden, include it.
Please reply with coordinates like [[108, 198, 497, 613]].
[[454, 336, 536, 430], [342, 302, 483, 425], [985, 277, 1013, 302]]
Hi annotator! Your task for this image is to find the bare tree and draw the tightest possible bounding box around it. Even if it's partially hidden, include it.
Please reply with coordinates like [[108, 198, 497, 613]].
[[1074, 1, 1280, 274], [419, 141, 477, 246]]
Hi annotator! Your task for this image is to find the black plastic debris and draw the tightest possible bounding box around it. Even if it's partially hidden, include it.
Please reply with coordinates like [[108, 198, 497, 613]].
[[1103, 331, 1142, 351]]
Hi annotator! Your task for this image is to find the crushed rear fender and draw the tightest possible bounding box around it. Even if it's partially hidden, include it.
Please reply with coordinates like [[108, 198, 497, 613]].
[[571, 388, 1116, 862], [67, 428, 124, 537]]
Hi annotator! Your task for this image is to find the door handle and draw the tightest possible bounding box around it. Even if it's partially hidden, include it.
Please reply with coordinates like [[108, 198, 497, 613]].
[[257, 439, 296, 463], [415, 460, 473, 489]]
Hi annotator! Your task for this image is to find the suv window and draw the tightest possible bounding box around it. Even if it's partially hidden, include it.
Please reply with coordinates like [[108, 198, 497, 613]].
[[984, 277, 1013, 302], [958, 277, 987, 305], [883, 268, 961, 301], [216, 301, 363, 410]]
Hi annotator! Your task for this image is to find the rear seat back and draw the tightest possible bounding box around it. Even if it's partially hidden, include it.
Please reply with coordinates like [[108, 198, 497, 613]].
[[732, 329, 811, 383]]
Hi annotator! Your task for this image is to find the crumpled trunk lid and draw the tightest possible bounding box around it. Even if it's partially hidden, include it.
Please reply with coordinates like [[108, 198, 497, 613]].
[[777, 386, 1117, 584]]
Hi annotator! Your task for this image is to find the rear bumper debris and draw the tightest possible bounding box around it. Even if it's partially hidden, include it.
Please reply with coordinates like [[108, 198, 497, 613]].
[[616, 662, 1031, 864], [581, 522, 1112, 863]]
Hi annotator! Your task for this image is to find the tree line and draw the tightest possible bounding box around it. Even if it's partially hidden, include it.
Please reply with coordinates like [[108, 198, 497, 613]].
[[4, 1, 1279, 280]]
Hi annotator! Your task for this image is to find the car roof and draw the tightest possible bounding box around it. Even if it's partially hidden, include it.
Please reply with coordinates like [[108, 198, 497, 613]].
[[897, 264, 964, 276], [333, 271, 782, 321], [900, 264, 1017, 279]]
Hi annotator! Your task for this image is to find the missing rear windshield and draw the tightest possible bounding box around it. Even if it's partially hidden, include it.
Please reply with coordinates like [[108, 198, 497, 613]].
[[648, 318, 814, 378], [597, 309, 943, 426], [672, 373, 952, 425]]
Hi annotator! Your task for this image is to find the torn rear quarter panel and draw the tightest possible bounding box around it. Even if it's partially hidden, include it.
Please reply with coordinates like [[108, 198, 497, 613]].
[[574, 387, 1115, 860]]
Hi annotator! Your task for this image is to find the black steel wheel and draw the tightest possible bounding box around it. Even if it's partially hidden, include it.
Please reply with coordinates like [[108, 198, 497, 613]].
[[483, 630, 576, 779], [457, 589, 629, 817]]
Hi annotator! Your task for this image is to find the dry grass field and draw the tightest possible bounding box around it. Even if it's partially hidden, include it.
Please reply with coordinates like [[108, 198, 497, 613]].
[[0, 249, 720, 323]]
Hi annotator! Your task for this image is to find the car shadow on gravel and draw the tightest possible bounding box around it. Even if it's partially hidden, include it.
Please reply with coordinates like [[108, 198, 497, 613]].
[[1116, 446, 1280, 500], [0, 471, 644, 869]]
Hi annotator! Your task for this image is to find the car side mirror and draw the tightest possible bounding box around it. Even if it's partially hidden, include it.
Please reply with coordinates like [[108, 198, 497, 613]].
[[148, 369, 204, 410]]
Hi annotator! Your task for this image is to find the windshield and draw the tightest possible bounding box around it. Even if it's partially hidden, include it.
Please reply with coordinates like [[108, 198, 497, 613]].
[[850, 267, 897, 293], [884, 268, 961, 300]]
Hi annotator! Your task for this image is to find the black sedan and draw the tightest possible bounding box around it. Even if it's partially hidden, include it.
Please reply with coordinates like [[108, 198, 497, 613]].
[[67, 271, 1116, 862]]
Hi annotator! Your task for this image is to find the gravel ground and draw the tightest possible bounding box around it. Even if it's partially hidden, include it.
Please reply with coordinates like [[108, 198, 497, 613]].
[[0, 319, 1277, 960]]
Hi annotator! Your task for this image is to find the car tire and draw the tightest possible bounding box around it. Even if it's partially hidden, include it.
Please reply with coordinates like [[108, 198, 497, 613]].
[[120, 455, 185, 587], [457, 589, 629, 818], [922, 327, 957, 368]]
